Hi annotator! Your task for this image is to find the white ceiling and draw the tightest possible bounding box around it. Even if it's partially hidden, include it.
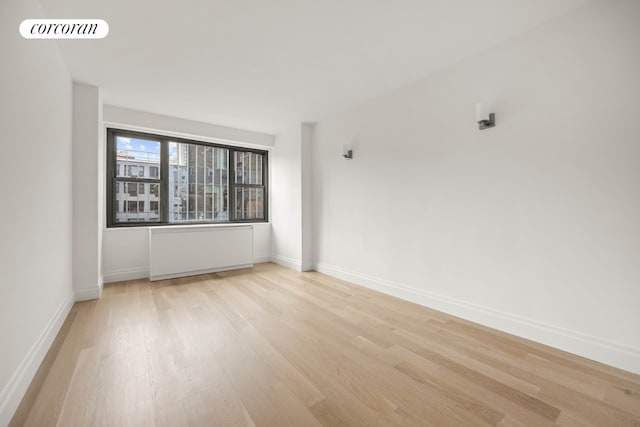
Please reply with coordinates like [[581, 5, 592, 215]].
[[40, 0, 591, 134]]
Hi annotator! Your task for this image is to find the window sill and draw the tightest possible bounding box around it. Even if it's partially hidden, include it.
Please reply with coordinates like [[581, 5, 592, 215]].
[[104, 221, 270, 232]]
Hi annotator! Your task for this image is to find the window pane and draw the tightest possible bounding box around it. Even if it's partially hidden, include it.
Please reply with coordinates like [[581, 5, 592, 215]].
[[235, 187, 264, 220], [169, 142, 228, 222], [115, 180, 161, 224], [234, 151, 263, 185], [116, 136, 160, 179], [126, 182, 137, 197]]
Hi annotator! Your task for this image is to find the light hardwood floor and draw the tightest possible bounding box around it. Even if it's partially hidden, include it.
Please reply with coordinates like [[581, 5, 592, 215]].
[[12, 263, 640, 426]]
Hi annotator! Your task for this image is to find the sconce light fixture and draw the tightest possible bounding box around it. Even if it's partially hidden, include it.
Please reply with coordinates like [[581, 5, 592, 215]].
[[342, 144, 353, 159], [476, 102, 495, 130]]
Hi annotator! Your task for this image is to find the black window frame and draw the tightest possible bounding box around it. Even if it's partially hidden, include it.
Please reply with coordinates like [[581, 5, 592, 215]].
[[107, 128, 268, 228], [232, 151, 267, 221]]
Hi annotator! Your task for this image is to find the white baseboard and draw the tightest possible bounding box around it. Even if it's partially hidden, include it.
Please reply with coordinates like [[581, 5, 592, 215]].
[[0, 291, 74, 426], [253, 255, 271, 264], [74, 275, 103, 302], [150, 263, 253, 281], [103, 267, 149, 284], [104, 259, 272, 283], [315, 262, 640, 375], [271, 255, 302, 272]]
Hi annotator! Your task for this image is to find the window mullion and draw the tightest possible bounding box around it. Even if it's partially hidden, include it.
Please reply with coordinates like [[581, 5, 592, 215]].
[[160, 139, 169, 223], [229, 149, 236, 221]]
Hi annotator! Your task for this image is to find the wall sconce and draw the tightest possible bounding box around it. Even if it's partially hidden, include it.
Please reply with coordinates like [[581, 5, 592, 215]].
[[342, 144, 353, 159], [476, 102, 495, 130]]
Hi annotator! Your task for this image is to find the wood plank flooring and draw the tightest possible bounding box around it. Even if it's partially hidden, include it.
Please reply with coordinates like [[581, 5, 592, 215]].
[[12, 263, 640, 426]]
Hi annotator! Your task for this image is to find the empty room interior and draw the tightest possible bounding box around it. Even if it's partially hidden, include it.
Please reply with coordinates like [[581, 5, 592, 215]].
[[2, 0, 640, 425]]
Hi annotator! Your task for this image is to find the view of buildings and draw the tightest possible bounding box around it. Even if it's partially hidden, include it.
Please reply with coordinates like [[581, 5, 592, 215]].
[[114, 136, 263, 223]]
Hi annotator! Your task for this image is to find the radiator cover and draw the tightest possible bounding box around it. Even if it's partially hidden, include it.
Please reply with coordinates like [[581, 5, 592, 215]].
[[149, 225, 253, 281]]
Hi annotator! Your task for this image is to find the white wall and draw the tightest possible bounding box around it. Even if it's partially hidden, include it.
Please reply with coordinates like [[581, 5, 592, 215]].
[[104, 105, 275, 148], [73, 83, 103, 300], [0, 0, 75, 424], [270, 124, 302, 270], [102, 223, 272, 282], [102, 106, 273, 282], [312, 0, 640, 373]]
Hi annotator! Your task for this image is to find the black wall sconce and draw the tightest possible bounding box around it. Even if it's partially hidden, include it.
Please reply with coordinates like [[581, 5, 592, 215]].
[[342, 144, 353, 159], [476, 102, 496, 130]]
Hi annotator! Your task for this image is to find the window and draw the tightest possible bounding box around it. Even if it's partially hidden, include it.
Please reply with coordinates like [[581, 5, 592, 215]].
[[127, 201, 138, 213], [107, 128, 268, 227], [234, 151, 264, 220], [126, 165, 138, 177], [127, 182, 137, 197]]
